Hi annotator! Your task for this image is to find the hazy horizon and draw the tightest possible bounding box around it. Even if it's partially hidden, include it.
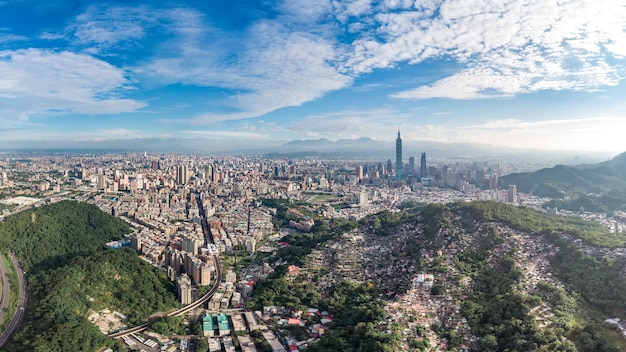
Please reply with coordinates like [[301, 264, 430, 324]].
[[1, 1, 626, 153]]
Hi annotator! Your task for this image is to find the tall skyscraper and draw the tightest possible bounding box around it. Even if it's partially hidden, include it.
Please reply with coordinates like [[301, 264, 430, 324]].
[[420, 153, 428, 178], [355, 165, 363, 180], [177, 165, 188, 185], [409, 156, 415, 174], [507, 185, 518, 203], [395, 130, 402, 180]]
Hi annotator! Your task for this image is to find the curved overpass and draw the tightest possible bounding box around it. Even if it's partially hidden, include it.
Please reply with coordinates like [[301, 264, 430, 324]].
[[110, 254, 222, 338], [111, 192, 222, 339]]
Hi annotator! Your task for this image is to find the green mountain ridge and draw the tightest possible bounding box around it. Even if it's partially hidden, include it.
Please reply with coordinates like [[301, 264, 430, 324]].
[[501, 151, 626, 211]]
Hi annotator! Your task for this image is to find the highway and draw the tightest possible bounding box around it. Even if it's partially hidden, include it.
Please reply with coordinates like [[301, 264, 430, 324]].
[[110, 191, 222, 339], [0, 252, 28, 349], [0, 252, 10, 325]]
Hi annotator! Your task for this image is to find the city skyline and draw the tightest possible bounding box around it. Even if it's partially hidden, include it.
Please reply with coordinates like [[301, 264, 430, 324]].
[[1, 1, 626, 152]]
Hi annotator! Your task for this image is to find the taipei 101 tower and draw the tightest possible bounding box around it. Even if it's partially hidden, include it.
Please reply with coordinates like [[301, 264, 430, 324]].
[[396, 130, 402, 180]]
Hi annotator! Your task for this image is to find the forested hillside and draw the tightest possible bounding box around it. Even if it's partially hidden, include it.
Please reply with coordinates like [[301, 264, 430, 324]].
[[450, 202, 626, 351], [10, 249, 179, 351], [0, 201, 179, 351], [0, 200, 130, 272]]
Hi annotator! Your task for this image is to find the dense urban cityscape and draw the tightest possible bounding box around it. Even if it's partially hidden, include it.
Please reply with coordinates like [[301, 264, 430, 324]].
[[1, 129, 626, 351], [2, 0, 626, 351]]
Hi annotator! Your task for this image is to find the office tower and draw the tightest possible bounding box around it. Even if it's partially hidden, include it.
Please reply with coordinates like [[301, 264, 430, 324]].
[[152, 160, 158, 171], [409, 156, 415, 173], [386, 159, 393, 176], [507, 185, 518, 203], [419, 152, 426, 178], [489, 174, 499, 190], [176, 165, 188, 185], [355, 165, 363, 180], [395, 130, 402, 180]]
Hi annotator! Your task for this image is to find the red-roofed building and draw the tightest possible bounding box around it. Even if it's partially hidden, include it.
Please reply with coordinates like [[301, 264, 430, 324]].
[[287, 265, 300, 278], [287, 318, 301, 325]]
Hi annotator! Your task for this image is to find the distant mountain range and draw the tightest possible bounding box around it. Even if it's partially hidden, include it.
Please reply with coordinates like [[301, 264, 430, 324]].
[[501, 151, 626, 212], [1, 136, 615, 165], [272, 137, 612, 164]]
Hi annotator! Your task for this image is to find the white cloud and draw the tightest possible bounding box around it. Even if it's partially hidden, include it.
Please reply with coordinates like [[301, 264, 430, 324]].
[[343, 0, 626, 99], [180, 130, 271, 139], [0, 33, 27, 43], [286, 108, 436, 139], [284, 108, 626, 152], [457, 117, 626, 152], [68, 5, 151, 50], [0, 49, 145, 124], [47, 0, 626, 126], [139, 18, 351, 122]]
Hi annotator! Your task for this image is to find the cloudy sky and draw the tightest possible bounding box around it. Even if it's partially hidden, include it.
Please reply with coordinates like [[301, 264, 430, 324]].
[[1, 0, 626, 152]]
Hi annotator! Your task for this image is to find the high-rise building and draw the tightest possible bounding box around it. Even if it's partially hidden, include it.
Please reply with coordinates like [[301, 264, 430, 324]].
[[97, 174, 106, 190], [420, 153, 428, 178], [176, 165, 188, 185], [177, 273, 193, 304], [409, 156, 415, 173], [130, 233, 142, 252], [395, 130, 402, 180], [355, 165, 363, 180], [181, 235, 204, 255], [489, 173, 499, 190], [507, 185, 518, 203]]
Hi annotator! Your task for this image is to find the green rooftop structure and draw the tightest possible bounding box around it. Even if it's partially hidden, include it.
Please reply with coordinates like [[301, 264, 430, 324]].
[[217, 313, 231, 336], [203, 314, 215, 337]]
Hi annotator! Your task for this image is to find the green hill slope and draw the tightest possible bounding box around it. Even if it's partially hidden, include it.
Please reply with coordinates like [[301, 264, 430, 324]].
[[501, 151, 626, 211], [0, 200, 130, 272], [0, 201, 179, 351]]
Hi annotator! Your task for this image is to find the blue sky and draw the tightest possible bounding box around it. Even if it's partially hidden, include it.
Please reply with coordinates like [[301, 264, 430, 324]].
[[1, 0, 626, 153]]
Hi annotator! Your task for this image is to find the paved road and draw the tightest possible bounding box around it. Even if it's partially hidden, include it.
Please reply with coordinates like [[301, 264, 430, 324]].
[[0, 253, 10, 325], [110, 193, 222, 339], [0, 252, 27, 349]]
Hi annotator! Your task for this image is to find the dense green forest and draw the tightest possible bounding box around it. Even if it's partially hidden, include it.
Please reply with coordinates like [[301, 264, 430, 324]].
[[458, 201, 626, 248], [308, 281, 396, 352], [0, 201, 179, 351], [0, 200, 130, 272], [458, 230, 577, 351], [453, 202, 626, 351]]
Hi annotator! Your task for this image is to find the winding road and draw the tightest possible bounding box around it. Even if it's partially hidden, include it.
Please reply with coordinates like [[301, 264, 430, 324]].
[[0, 252, 28, 349]]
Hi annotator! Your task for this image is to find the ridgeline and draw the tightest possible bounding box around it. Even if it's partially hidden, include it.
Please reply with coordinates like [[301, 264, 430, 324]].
[[501, 151, 626, 212]]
